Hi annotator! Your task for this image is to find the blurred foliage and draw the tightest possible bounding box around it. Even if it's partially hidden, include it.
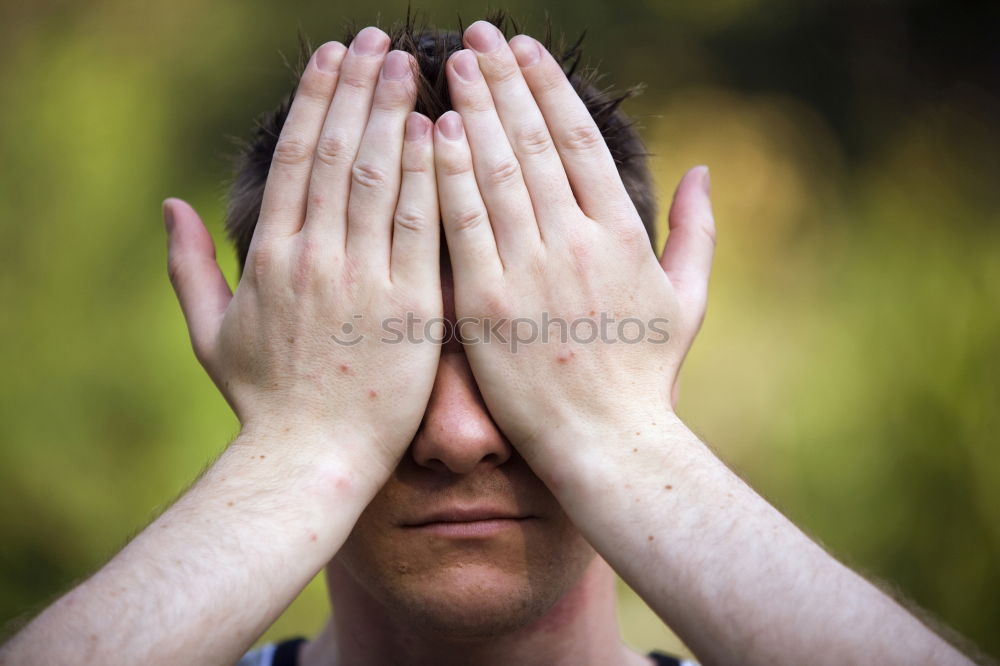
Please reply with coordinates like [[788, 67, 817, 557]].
[[0, 0, 997, 660]]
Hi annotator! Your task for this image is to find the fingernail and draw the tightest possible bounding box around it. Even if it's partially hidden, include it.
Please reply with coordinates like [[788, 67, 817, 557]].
[[352, 27, 388, 56], [465, 21, 501, 53], [699, 166, 711, 196], [162, 200, 175, 233], [451, 50, 481, 82], [510, 36, 541, 67], [382, 51, 409, 80], [315, 42, 345, 72], [437, 111, 464, 141], [405, 113, 428, 141]]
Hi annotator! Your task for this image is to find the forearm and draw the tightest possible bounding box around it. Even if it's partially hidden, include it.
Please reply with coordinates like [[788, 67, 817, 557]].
[[543, 412, 971, 666], [0, 431, 376, 666]]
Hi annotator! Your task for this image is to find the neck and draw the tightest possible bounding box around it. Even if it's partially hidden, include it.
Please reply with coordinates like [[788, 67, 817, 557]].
[[301, 557, 647, 666]]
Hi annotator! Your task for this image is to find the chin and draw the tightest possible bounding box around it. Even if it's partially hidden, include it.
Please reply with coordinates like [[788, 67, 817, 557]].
[[334, 525, 597, 641], [385, 563, 566, 640]]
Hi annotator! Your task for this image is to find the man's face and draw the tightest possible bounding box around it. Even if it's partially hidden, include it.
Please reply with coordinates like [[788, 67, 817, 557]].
[[332, 261, 596, 638]]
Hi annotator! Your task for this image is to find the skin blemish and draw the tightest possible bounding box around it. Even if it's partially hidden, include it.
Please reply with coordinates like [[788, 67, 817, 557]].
[[368, 389, 378, 399], [664, 484, 673, 490], [287, 336, 295, 344], [259, 455, 265, 460], [635, 431, 641, 436], [648, 535, 655, 542], [632, 448, 638, 453], [588, 310, 596, 316], [227, 501, 234, 507], [556, 350, 575, 365], [309, 533, 318, 543], [338, 363, 352, 374]]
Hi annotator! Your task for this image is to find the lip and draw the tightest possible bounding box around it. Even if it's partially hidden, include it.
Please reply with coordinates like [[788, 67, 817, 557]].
[[408, 517, 534, 538], [402, 507, 535, 537]]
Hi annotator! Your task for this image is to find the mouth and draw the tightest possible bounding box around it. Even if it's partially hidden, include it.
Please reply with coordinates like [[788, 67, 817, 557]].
[[402, 508, 536, 537]]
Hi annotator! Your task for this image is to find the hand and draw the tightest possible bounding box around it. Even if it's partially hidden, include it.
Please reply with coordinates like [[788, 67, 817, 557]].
[[433, 22, 715, 473], [165, 29, 441, 485]]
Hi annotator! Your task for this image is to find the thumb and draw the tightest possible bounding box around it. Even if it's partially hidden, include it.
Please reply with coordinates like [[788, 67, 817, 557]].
[[164, 197, 232, 364], [659, 165, 716, 319]]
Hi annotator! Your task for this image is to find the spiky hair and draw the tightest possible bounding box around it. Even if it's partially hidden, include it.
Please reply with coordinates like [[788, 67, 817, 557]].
[[225, 9, 656, 269]]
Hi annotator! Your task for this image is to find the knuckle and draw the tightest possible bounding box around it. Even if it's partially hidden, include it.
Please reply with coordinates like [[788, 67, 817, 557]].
[[166, 254, 186, 288], [441, 157, 473, 178], [393, 207, 429, 232], [246, 240, 280, 282], [297, 75, 335, 105], [351, 160, 390, 190], [464, 91, 497, 115], [190, 336, 215, 370], [567, 237, 592, 268], [699, 220, 718, 247], [373, 82, 415, 112], [272, 135, 313, 167], [450, 206, 489, 233], [291, 235, 323, 290], [483, 58, 521, 85], [537, 66, 565, 96], [618, 223, 653, 255], [514, 124, 555, 157], [315, 134, 353, 167], [486, 156, 522, 186], [562, 123, 604, 153], [338, 70, 372, 91], [401, 153, 432, 174]]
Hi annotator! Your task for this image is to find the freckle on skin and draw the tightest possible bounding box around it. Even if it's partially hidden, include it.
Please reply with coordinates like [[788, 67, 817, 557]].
[[368, 389, 378, 399], [287, 336, 295, 344], [664, 484, 673, 490], [632, 448, 638, 453], [227, 501, 234, 507], [648, 535, 655, 542], [339, 364, 351, 374], [259, 455, 265, 459], [635, 431, 641, 436]]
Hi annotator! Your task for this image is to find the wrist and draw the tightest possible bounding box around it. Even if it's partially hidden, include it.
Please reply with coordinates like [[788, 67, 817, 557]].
[[226, 423, 392, 507], [529, 406, 705, 494]]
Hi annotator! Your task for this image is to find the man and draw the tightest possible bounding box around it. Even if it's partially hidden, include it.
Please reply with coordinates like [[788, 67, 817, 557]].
[[0, 14, 977, 666]]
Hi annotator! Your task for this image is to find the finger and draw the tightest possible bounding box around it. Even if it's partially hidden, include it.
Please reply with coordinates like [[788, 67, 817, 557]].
[[509, 35, 635, 224], [345, 50, 418, 270], [303, 27, 390, 243], [660, 166, 716, 314], [447, 49, 539, 259], [390, 113, 440, 286], [463, 22, 577, 235], [164, 198, 233, 363], [434, 111, 503, 278], [255, 42, 347, 242]]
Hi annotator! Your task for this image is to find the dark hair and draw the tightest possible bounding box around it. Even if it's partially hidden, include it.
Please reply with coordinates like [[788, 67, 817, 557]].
[[225, 10, 656, 270]]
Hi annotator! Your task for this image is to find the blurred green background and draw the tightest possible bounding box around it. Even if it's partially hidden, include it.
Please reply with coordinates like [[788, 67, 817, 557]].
[[1, 0, 997, 660]]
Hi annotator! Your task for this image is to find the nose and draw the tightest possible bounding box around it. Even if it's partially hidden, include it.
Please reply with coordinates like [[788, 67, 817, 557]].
[[409, 351, 512, 474]]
